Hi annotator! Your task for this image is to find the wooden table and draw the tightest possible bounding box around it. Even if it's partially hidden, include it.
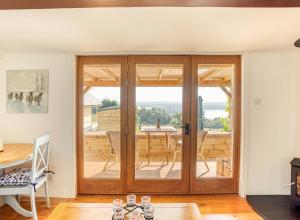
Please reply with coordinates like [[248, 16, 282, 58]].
[[141, 126, 178, 164], [0, 144, 33, 216], [47, 203, 202, 220]]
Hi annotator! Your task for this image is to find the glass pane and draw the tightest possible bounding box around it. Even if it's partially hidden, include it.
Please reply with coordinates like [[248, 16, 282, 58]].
[[83, 64, 121, 179], [135, 64, 183, 179], [197, 64, 234, 178]]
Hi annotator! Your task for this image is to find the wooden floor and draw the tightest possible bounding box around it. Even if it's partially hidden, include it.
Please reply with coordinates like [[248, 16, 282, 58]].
[[0, 194, 262, 220]]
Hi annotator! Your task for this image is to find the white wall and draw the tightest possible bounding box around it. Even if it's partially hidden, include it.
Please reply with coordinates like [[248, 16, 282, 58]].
[[0, 54, 76, 198], [245, 51, 300, 195]]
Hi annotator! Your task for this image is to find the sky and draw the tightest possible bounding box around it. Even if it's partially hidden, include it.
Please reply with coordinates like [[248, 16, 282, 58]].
[[88, 87, 227, 103]]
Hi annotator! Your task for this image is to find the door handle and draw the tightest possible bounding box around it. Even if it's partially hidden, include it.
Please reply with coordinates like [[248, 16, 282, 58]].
[[181, 123, 190, 135]]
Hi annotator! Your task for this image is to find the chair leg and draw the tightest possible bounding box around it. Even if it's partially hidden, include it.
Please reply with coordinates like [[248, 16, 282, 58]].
[[166, 153, 169, 165], [44, 180, 51, 208], [103, 153, 112, 171], [199, 153, 210, 177], [30, 189, 38, 220], [173, 150, 177, 165], [16, 195, 21, 204]]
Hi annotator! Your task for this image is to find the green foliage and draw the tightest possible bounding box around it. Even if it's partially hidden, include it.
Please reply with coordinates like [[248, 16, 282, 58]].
[[221, 98, 231, 132], [203, 117, 224, 130], [101, 99, 119, 108], [137, 107, 171, 126], [220, 117, 230, 132], [170, 112, 182, 128]]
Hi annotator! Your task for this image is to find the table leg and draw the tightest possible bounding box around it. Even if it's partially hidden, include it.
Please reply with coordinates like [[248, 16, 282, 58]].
[[0, 169, 3, 207], [4, 195, 32, 217]]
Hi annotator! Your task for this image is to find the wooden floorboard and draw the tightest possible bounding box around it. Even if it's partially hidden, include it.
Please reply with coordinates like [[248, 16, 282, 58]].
[[0, 194, 262, 220]]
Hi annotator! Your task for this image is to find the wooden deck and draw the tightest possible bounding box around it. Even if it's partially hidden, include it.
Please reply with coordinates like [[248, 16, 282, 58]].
[[0, 195, 262, 220], [84, 160, 224, 179]]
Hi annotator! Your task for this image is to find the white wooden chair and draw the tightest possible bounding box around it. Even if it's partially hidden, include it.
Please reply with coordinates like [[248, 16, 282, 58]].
[[0, 134, 52, 220]]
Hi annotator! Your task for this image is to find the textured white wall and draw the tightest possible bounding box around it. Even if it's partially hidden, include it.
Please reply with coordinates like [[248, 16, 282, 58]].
[[245, 51, 300, 195], [0, 54, 76, 198]]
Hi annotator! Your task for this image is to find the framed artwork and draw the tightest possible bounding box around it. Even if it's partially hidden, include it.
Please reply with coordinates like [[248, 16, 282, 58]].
[[6, 69, 49, 113]]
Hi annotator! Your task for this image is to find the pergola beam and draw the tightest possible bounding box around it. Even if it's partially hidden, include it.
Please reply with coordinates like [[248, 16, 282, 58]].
[[220, 86, 232, 98], [199, 69, 220, 81], [83, 86, 92, 94], [84, 72, 96, 81], [99, 68, 119, 82], [158, 69, 164, 81]]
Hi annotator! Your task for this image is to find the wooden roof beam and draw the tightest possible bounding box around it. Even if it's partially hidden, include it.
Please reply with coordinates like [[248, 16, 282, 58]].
[[83, 86, 91, 94], [84, 71, 97, 81], [84, 80, 119, 87], [199, 69, 220, 81], [100, 68, 119, 82], [199, 79, 231, 87], [220, 87, 232, 98], [158, 69, 164, 81]]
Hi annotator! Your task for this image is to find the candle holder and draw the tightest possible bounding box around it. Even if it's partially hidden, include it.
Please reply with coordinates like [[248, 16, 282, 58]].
[[111, 196, 154, 220], [127, 194, 136, 207]]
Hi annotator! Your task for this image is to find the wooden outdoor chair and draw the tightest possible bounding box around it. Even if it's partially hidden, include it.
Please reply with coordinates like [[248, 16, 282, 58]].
[[198, 130, 209, 177], [104, 131, 139, 171], [0, 134, 52, 220], [103, 131, 120, 171]]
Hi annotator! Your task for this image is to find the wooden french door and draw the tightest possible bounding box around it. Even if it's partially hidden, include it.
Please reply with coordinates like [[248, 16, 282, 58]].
[[77, 56, 128, 194], [77, 55, 240, 194], [190, 55, 241, 193], [126, 56, 191, 193]]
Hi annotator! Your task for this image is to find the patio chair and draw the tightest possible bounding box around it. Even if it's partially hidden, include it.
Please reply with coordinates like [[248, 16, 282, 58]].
[[103, 131, 139, 171], [170, 132, 182, 164], [103, 131, 120, 172], [198, 130, 209, 177], [0, 134, 52, 220]]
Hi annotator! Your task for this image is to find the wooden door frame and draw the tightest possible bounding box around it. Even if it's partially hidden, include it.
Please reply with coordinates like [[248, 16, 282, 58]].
[[76, 54, 241, 195], [76, 55, 128, 194], [190, 55, 241, 194], [126, 55, 191, 193]]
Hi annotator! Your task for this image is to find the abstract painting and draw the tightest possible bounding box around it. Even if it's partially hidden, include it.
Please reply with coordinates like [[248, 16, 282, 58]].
[[6, 70, 49, 113]]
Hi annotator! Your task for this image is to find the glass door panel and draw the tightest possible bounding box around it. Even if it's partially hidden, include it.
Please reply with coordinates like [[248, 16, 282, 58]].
[[191, 56, 241, 194], [127, 56, 190, 193], [78, 56, 126, 194], [135, 64, 183, 180], [83, 64, 121, 179]]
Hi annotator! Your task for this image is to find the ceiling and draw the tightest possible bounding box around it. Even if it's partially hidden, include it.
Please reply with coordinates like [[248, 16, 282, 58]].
[[0, 8, 300, 53]]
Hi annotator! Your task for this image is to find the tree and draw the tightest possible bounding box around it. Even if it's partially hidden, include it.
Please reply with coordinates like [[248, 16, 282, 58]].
[[100, 99, 119, 108], [137, 107, 171, 126], [170, 112, 182, 128]]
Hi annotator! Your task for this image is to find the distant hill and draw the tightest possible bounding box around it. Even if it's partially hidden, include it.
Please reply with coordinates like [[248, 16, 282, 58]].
[[137, 101, 226, 114]]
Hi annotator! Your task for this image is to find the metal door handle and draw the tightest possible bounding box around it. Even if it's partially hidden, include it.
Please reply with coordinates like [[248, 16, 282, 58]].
[[181, 123, 190, 135]]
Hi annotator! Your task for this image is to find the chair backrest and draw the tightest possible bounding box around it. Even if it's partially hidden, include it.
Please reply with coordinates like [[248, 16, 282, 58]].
[[197, 130, 208, 153], [31, 134, 50, 183], [106, 131, 120, 155]]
